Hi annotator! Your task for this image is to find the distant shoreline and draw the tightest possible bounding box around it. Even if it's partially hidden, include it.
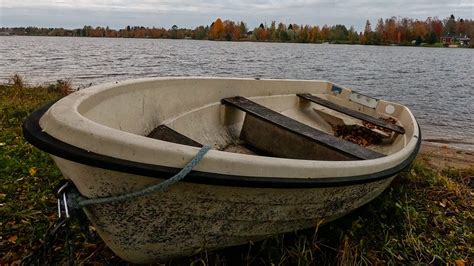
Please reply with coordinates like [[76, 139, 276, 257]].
[[1, 34, 470, 49], [2, 15, 472, 48]]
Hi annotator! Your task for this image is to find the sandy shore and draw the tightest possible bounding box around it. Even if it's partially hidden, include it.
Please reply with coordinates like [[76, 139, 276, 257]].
[[419, 142, 474, 169]]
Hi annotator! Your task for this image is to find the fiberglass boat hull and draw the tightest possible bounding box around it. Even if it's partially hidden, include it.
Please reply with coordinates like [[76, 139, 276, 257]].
[[23, 77, 420, 263]]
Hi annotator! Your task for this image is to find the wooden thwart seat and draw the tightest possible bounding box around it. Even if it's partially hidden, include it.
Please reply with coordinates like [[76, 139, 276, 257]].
[[222, 96, 385, 160], [297, 93, 405, 134], [147, 125, 202, 147]]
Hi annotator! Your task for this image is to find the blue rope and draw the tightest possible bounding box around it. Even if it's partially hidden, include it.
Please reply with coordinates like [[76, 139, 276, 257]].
[[75, 145, 211, 208]]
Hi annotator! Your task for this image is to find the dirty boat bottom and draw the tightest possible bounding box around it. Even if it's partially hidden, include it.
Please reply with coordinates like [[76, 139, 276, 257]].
[[55, 157, 393, 263]]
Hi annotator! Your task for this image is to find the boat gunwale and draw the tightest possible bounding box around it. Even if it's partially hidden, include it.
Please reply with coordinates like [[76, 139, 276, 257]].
[[39, 77, 420, 177], [23, 100, 422, 189]]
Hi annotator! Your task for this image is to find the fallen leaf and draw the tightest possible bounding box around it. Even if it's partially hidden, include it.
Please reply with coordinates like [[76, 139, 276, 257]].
[[8, 235, 17, 244], [29, 167, 37, 177], [83, 243, 97, 249], [455, 259, 465, 266]]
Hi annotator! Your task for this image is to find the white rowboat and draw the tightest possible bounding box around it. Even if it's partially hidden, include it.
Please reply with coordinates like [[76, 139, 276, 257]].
[[23, 77, 420, 263]]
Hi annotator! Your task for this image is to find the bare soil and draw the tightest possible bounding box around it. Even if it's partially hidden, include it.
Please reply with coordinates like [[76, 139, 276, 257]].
[[420, 142, 474, 169]]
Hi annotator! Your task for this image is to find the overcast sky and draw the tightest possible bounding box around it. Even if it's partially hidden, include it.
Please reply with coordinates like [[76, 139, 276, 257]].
[[1, 0, 472, 31]]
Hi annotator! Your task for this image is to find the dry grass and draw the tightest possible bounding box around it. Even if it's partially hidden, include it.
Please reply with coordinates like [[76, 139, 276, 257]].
[[54, 79, 74, 96], [8, 74, 25, 89]]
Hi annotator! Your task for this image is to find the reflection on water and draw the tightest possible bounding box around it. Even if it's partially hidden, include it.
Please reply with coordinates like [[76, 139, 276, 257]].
[[1, 36, 473, 150]]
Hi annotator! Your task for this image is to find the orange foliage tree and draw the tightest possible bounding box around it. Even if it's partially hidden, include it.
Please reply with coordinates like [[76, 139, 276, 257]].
[[320, 25, 330, 42], [412, 20, 428, 39], [310, 26, 320, 43], [255, 23, 269, 41], [223, 20, 241, 41], [209, 18, 224, 40], [385, 17, 398, 43], [431, 19, 443, 37]]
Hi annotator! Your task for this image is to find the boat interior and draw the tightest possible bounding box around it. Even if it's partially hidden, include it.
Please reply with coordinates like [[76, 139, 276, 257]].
[[74, 79, 414, 162], [146, 88, 407, 161]]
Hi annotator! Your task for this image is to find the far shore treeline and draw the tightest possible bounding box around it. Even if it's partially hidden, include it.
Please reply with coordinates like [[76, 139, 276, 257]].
[[1, 15, 473, 47]]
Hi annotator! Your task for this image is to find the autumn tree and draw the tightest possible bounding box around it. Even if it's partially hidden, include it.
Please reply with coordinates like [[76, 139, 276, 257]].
[[209, 18, 224, 40], [277, 23, 288, 41], [231, 24, 241, 40], [310, 26, 320, 43], [239, 22, 247, 37], [373, 18, 384, 44], [319, 25, 330, 42], [193, 26, 208, 39], [300, 25, 310, 43], [136, 26, 146, 38], [223, 20, 236, 41], [287, 26, 295, 41], [82, 25, 92, 37], [5, 15, 473, 46], [330, 24, 348, 42], [49, 28, 66, 36], [291, 24, 300, 41], [430, 18, 443, 38], [347, 26, 359, 44], [269, 21, 277, 41], [385, 17, 397, 43], [361, 20, 372, 44], [456, 18, 467, 35], [397, 18, 412, 44], [254, 23, 269, 41], [148, 27, 166, 38], [444, 14, 456, 34], [412, 20, 428, 42], [170, 25, 178, 39]]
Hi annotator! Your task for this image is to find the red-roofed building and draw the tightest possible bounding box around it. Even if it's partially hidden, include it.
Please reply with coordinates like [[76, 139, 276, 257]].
[[440, 34, 471, 46]]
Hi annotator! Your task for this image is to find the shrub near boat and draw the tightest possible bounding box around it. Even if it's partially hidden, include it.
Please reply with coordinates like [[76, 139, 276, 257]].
[[23, 77, 420, 263]]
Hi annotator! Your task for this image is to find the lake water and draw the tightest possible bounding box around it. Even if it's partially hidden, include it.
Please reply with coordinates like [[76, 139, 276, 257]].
[[1, 36, 473, 151]]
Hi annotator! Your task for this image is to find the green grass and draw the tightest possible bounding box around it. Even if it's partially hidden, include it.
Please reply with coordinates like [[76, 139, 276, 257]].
[[1, 78, 473, 265]]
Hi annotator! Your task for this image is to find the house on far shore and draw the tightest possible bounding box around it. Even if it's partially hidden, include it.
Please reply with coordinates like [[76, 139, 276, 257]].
[[440, 35, 453, 44], [458, 35, 470, 46], [440, 34, 470, 46]]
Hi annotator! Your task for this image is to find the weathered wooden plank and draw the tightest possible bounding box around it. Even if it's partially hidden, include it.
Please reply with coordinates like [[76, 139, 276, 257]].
[[241, 114, 355, 160], [297, 93, 405, 134], [147, 125, 202, 147], [222, 96, 385, 160]]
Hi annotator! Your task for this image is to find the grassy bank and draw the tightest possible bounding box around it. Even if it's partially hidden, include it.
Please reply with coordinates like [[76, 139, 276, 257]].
[[1, 78, 473, 265]]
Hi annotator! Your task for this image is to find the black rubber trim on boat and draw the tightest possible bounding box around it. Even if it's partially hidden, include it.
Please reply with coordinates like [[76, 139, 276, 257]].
[[23, 100, 422, 189]]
